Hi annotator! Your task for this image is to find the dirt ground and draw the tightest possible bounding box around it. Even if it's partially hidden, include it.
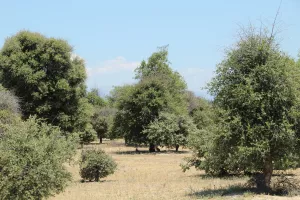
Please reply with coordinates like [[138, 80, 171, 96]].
[[50, 139, 300, 200]]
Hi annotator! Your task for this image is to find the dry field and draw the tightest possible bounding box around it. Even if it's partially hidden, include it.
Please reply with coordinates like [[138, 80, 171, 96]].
[[50, 139, 300, 200]]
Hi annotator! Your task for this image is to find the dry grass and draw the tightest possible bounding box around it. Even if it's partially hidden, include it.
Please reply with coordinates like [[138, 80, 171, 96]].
[[50, 140, 300, 200]]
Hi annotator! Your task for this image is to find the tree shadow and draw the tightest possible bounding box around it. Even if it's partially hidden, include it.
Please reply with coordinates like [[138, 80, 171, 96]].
[[113, 150, 190, 155], [188, 184, 257, 198], [80, 179, 117, 183], [190, 173, 247, 180]]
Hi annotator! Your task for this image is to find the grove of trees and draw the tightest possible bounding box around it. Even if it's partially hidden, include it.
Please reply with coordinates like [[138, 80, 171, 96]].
[[1, 23, 300, 199]]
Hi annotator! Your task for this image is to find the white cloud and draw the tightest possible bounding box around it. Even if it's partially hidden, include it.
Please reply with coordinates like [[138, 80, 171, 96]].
[[87, 57, 140, 77]]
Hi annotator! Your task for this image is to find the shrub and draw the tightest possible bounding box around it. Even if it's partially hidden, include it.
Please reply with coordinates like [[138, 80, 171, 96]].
[[0, 117, 77, 200], [80, 149, 117, 182]]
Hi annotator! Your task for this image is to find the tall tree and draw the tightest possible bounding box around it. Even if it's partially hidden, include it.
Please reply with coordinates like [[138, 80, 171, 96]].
[[207, 27, 300, 191], [112, 47, 188, 151], [0, 31, 92, 135]]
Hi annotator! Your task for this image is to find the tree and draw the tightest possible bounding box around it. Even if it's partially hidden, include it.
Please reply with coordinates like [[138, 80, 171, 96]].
[[143, 112, 197, 151], [91, 107, 117, 143], [113, 74, 187, 151], [80, 149, 117, 182], [112, 47, 188, 151], [0, 31, 91, 135], [0, 117, 77, 199], [207, 27, 300, 191], [135, 45, 187, 96]]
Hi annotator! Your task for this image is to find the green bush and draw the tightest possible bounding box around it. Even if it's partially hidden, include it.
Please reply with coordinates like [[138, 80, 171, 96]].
[[0, 117, 77, 200], [80, 149, 117, 182]]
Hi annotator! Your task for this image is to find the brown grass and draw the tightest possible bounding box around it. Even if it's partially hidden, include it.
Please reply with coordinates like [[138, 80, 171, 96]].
[[50, 140, 300, 200]]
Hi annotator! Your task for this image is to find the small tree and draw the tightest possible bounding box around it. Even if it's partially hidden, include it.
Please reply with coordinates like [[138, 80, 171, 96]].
[[0, 117, 77, 199], [80, 149, 117, 182], [91, 107, 117, 143], [143, 112, 197, 151]]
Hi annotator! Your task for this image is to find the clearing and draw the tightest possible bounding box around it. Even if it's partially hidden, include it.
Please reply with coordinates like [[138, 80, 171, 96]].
[[50, 139, 300, 200]]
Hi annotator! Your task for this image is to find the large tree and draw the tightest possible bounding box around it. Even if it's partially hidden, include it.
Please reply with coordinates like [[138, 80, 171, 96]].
[[207, 28, 300, 191], [0, 31, 92, 135]]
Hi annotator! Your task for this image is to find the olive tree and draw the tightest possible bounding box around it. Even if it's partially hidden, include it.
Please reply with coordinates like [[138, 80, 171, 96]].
[[207, 27, 300, 191]]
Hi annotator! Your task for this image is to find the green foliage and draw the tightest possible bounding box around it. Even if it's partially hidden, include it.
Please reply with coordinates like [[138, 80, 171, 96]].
[[91, 107, 117, 143], [112, 75, 187, 145], [143, 112, 198, 150], [78, 123, 97, 145], [87, 88, 106, 107], [112, 48, 188, 147], [184, 28, 300, 191], [189, 27, 300, 189], [0, 31, 90, 135], [107, 85, 134, 108], [80, 149, 117, 182], [0, 117, 77, 200]]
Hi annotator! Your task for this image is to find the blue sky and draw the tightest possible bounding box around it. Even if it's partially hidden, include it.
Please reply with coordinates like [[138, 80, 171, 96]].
[[0, 0, 299, 98]]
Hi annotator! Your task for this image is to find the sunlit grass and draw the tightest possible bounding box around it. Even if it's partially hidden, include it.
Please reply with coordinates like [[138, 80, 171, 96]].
[[50, 139, 300, 200]]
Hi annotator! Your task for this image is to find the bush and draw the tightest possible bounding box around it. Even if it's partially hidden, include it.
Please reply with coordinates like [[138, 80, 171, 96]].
[[0, 117, 77, 200], [80, 149, 117, 182]]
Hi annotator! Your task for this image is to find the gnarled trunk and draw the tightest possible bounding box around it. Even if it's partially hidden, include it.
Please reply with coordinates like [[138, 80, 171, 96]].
[[99, 137, 103, 144]]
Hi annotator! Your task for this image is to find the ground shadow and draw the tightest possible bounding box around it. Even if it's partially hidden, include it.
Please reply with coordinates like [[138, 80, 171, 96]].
[[113, 149, 190, 155], [80, 179, 117, 183], [188, 184, 257, 198], [189, 173, 247, 180]]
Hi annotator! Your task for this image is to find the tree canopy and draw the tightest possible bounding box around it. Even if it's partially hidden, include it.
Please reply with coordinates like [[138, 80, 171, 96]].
[[112, 47, 189, 150], [205, 28, 300, 190], [0, 31, 91, 135]]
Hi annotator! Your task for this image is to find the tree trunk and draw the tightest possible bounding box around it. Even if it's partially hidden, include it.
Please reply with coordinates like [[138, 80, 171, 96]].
[[255, 155, 273, 192], [95, 171, 100, 182], [175, 145, 179, 152], [262, 156, 273, 192], [99, 137, 103, 144], [149, 143, 156, 152]]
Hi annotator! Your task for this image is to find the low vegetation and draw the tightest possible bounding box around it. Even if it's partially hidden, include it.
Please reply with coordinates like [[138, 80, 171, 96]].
[[80, 149, 117, 182], [0, 117, 77, 200]]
